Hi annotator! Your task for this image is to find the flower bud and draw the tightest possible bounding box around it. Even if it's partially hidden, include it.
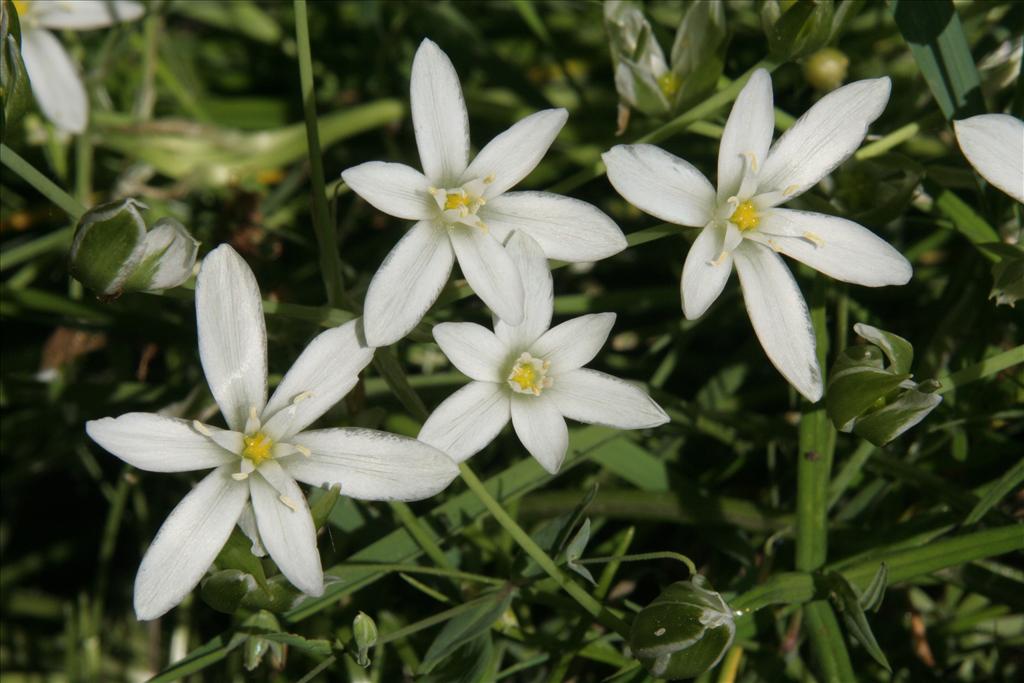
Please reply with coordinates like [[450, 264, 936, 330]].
[[804, 47, 850, 91], [353, 611, 378, 667], [242, 610, 286, 671], [69, 199, 199, 299], [629, 576, 735, 680]]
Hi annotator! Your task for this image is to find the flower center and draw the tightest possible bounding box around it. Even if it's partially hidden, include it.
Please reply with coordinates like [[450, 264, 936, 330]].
[[729, 200, 759, 231], [428, 175, 494, 231], [242, 431, 274, 466], [657, 72, 680, 98], [507, 352, 553, 396]]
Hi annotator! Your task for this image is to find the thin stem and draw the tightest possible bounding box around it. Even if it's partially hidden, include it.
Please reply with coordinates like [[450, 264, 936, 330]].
[[854, 120, 921, 160], [293, 0, 346, 306], [458, 462, 631, 638], [1, 144, 86, 220], [937, 344, 1024, 394], [336, 562, 504, 586], [388, 501, 454, 572], [578, 551, 696, 577]]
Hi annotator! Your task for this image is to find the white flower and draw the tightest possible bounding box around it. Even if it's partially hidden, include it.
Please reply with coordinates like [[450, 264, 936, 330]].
[[342, 39, 627, 347], [603, 69, 911, 401], [418, 232, 668, 474], [14, 0, 145, 133], [86, 245, 458, 620], [953, 114, 1024, 204]]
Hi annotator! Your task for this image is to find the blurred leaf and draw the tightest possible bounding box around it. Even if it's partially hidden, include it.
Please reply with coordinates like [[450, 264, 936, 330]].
[[1, 0, 31, 131], [986, 243, 1024, 308], [859, 562, 888, 613], [170, 0, 282, 45], [964, 458, 1024, 526], [419, 633, 494, 683], [419, 588, 514, 674], [763, 0, 834, 60], [565, 518, 596, 585]]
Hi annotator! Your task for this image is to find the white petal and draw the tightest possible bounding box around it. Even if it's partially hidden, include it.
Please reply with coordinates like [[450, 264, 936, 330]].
[[718, 69, 774, 200], [21, 28, 87, 133], [531, 313, 616, 373], [250, 462, 323, 597], [756, 209, 912, 287], [449, 226, 524, 326], [549, 368, 669, 429], [759, 77, 891, 197], [133, 218, 200, 291], [954, 114, 1024, 203], [463, 109, 568, 198], [418, 381, 510, 462], [510, 394, 568, 474], [681, 224, 733, 319], [133, 465, 248, 620], [284, 428, 459, 500], [34, 0, 144, 29], [495, 231, 553, 351], [363, 221, 454, 347], [732, 241, 822, 401], [341, 161, 436, 220], [481, 192, 627, 262], [602, 144, 715, 227], [86, 414, 236, 472], [238, 503, 267, 557], [195, 245, 267, 431], [433, 322, 509, 382], [411, 39, 470, 184], [261, 319, 375, 440]]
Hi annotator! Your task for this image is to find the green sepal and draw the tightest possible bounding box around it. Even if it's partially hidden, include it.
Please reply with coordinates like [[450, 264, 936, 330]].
[[1, 0, 32, 132], [68, 199, 148, 299], [200, 569, 254, 614], [629, 576, 735, 679], [213, 527, 270, 593]]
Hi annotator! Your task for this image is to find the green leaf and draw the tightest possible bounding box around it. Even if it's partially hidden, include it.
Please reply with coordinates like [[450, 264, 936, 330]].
[[763, 0, 834, 60], [418, 634, 494, 683], [309, 484, 342, 532], [825, 571, 891, 672], [565, 518, 596, 586], [213, 528, 269, 593], [859, 562, 888, 613], [964, 458, 1024, 526], [987, 243, 1024, 308], [419, 589, 514, 674], [891, 0, 984, 119]]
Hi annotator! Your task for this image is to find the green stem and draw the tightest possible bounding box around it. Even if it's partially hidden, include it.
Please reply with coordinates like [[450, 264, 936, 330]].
[[854, 120, 922, 160], [388, 501, 454, 572], [937, 344, 1024, 394], [335, 562, 505, 586], [578, 551, 696, 576], [74, 134, 93, 208], [458, 462, 631, 638], [293, 0, 346, 306], [1, 144, 86, 220]]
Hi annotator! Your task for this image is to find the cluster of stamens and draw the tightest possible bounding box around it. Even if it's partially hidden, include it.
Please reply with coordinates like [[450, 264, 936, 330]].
[[507, 352, 553, 396], [428, 174, 495, 231]]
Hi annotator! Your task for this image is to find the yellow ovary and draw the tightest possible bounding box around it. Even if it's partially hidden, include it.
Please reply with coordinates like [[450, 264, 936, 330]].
[[730, 200, 759, 231], [242, 432, 274, 466], [507, 352, 552, 396], [444, 191, 471, 211], [509, 363, 538, 392]]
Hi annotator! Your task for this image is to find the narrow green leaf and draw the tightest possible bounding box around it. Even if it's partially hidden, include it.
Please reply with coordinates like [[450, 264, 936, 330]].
[[860, 562, 888, 613], [826, 572, 891, 672], [891, 0, 984, 119], [419, 589, 514, 674], [964, 458, 1024, 525]]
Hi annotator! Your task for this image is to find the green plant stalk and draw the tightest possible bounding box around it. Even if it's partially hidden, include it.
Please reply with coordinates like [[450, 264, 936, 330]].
[[293, 0, 345, 306], [458, 462, 631, 638], [74, 134, 93, 207], [796, 278, 853, 679], [1, 144, 86, 219], [937, 344, 1024, 393]]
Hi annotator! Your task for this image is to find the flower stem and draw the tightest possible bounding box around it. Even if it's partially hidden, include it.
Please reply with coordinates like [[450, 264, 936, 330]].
[[457, 462, 631, 638], [293, 0, 346, 307], [0, 144, 86, 220]]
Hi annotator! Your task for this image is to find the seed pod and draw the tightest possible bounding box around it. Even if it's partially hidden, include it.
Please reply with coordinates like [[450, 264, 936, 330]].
[[629, 576, 735, 679], [69, 199, 199, 299]]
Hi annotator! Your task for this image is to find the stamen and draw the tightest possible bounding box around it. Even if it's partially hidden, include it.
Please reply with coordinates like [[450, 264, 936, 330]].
[[244, 405, 261, 435], [192, 420, 212, 437], [802, 231, 824, 248], [743, 151, 759, 173], [292, 391, 313, 405], [709, 250, 729, 267], [783, 184, 800, 197], [232, 471, 249, 481], [279, 495, 300, 512], [507, 352, 553, 396], [295, 445, 312, 458], [484, 173, 496, 184], [767, 239, 782, 252]]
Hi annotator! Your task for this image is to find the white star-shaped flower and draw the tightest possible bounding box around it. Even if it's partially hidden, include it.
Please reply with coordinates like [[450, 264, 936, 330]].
[[953, 113, 1024, 204], [603, 69, 912, 401], [14, 0, 144, 133], [342, 39, 627, 347], [418, 232, 668, 474], [86, 245, 458, 620]]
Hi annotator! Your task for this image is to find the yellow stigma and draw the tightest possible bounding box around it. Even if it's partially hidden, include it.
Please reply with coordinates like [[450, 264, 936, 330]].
[[657, 72, 681, 98], [444, 192, 471, 211], [12, 0, 29, 14], [510, 363, 538, 391], [730, 200, 759, 231], [242, 432, 274, 466]]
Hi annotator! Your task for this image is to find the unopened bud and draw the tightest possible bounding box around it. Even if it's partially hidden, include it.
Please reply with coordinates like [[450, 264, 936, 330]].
[[69, 199, 199, 299], [353, 611, 378, 667], [804, 48, 850, 91], [629, 576, 735, 680]]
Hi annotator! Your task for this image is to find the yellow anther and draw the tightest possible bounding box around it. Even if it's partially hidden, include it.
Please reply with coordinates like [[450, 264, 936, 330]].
[[510, 363, 538, 391], [192, 420, 212, 437], [484, 173, 496, 184], [12, 0, 29, 15], [709, 250, 729, 267], [802, 231, 824, 247], [783, 184, 800, 196], [657, 72, 681, 98], [444, 192, 470, 211], [279, 495, 300, 512], [242, 432, 274, 466], [729, 200, 760, 231]]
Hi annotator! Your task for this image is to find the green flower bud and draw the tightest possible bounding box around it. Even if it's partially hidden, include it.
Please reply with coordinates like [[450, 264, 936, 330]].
[[69, 199, 199, 299], [242, 610, 286, 672], [629, 576, 735, 680], [804, 47, 850, 91], [353, 611, 378, 667], [2, 0, 33, 130]]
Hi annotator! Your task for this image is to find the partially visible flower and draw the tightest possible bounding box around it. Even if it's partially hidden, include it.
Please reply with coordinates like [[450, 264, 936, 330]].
[[13, 0, 144, 133], [603, 69, 911, 401], [418, 232, 668, 474], [69, 198, 199, 298], [87, 245, 458, 620], [342, 39, 626, 347], [953, 114, 1024, 204]]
